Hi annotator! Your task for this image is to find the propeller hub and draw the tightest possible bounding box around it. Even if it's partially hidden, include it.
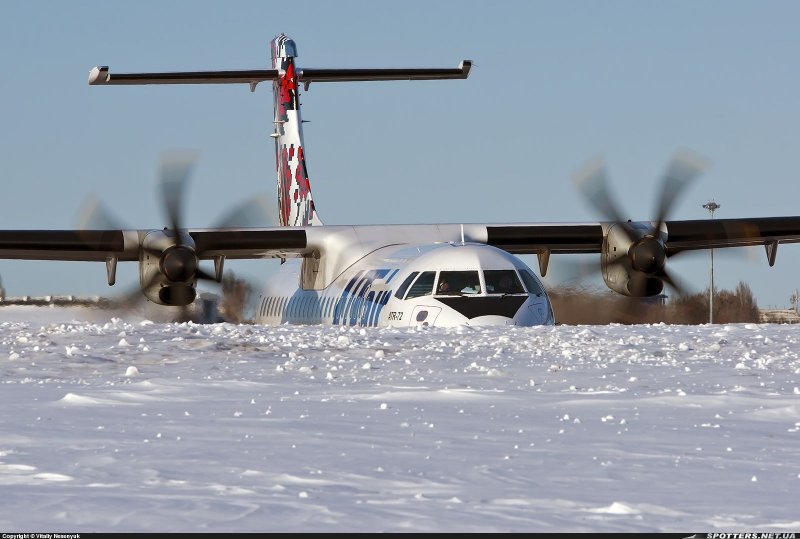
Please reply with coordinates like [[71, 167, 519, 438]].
[[160, 245, 198, 282], [629, 236, 666, 274]]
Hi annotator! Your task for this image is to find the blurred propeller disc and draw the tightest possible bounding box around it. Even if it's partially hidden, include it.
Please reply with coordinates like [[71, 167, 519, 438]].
[[213, 194, 279, 228], [571, 150, 711, 297], [159, 152, 198, 236], [652, 150, 708, 233], [572, 156, 628, 225], [75, 152, 278, 320], [76, 195, 129, 231]]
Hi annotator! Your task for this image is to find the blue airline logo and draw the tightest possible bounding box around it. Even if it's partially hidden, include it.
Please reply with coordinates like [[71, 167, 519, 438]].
[[333, 268, 398, 326]]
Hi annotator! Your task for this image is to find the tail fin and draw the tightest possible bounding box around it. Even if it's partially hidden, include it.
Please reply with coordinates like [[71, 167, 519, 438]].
[[271, 34, 322, 227], [88, 36, 471, 228]]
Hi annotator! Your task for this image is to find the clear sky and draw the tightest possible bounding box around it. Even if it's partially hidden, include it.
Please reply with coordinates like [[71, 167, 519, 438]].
[[1, 1, 799, 307]]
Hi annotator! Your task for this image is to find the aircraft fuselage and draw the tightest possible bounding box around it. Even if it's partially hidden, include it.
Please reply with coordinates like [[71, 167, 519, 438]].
[[255, 243, 553, 327]]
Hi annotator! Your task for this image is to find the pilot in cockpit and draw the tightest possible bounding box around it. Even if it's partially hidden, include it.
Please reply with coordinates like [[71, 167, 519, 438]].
[[438, 277, 454, 294]]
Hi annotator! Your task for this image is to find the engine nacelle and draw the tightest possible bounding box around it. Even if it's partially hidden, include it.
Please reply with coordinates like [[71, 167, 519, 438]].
[[139, 230, 199, 305], [601, 222, 666, 297]]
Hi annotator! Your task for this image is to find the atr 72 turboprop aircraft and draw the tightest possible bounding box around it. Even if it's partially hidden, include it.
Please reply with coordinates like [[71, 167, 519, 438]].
[[2, 34, 800, 327]]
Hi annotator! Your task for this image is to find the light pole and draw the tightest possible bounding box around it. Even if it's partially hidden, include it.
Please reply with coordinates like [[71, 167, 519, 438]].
[[702, 200, 720, 323]]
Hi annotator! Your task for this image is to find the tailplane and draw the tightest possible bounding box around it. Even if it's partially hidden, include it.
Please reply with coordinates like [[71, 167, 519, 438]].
[[88, 35, 472, 228]]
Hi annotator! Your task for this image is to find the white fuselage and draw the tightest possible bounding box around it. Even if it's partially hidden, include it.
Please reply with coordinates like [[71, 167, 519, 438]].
[[254, 243, 553, 327]]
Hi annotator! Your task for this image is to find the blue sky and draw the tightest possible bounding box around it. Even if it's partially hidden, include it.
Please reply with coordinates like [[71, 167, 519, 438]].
[[1, 1, 799, 307]]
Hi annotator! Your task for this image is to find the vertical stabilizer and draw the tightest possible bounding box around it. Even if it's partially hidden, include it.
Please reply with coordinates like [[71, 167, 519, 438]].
[[271, 34, 322, 227], [89, 37, 471, 229]]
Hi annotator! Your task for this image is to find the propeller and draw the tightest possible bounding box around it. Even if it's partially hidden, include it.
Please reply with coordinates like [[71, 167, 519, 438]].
[[108, 153, 212, 319], [77, 153, 276, 322], [159, 153, 194, 236], [76, 195, 127, 231], [214, 195, 277, 229], [153, 152, 217, 285], [572, 150, 708, 297]]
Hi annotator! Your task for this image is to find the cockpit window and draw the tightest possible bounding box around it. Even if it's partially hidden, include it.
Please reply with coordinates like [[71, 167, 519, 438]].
[[519, 269, 545, 296], [484, 270, 525, 294], [395, 271, 419, 299], [405, 271, 436, 299], [436, 271, 481, 295]]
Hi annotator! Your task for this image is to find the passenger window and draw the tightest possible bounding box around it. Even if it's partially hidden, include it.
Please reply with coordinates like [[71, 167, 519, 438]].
[[484, 270, 525, 294], [405, 271, 436, 299], [519, 269, 545, 296], [395, 272, 419, 299], [436, 271, 481, 295]]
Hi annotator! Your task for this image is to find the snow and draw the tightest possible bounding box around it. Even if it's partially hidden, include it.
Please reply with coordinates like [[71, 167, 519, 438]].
[[0, 307, 799, 532]]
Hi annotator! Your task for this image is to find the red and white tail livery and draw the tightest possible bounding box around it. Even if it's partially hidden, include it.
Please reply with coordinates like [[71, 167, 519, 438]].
[[271, 34, 320, 227]]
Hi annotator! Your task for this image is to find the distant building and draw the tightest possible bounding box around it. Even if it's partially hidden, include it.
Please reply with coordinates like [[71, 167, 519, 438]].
[[758, 309, 800, 324], [640, 293, 668, 307]]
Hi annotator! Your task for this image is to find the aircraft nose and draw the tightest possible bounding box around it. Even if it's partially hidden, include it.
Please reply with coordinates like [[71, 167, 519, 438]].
[[466, 315, 516, 326]]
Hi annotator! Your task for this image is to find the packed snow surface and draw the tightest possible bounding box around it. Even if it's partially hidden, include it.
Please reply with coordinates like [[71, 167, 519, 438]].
[[1, 307, 799, 532]]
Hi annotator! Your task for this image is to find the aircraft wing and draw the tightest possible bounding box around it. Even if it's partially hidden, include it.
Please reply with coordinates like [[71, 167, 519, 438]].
[[662, 217, 800, 253], [4, 217, 800, 261], [477, 217, 800, 255], [0, 230, 139, 261], [481, 224, 603, 254], [0, 228, 311, 261], [190, 228, 310, 259]]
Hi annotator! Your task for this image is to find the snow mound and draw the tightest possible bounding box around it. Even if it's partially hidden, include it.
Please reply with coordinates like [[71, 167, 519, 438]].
[[589, 502, 640, 515]]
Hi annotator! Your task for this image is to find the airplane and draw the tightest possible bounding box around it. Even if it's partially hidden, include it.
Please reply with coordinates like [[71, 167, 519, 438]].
[[2, 33, 800, 327]]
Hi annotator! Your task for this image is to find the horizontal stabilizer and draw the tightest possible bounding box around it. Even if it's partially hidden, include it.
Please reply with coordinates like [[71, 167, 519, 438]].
[[88, 66, 279, 85], [299, 61, 472, 82], [88, 61, 472, 86]]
